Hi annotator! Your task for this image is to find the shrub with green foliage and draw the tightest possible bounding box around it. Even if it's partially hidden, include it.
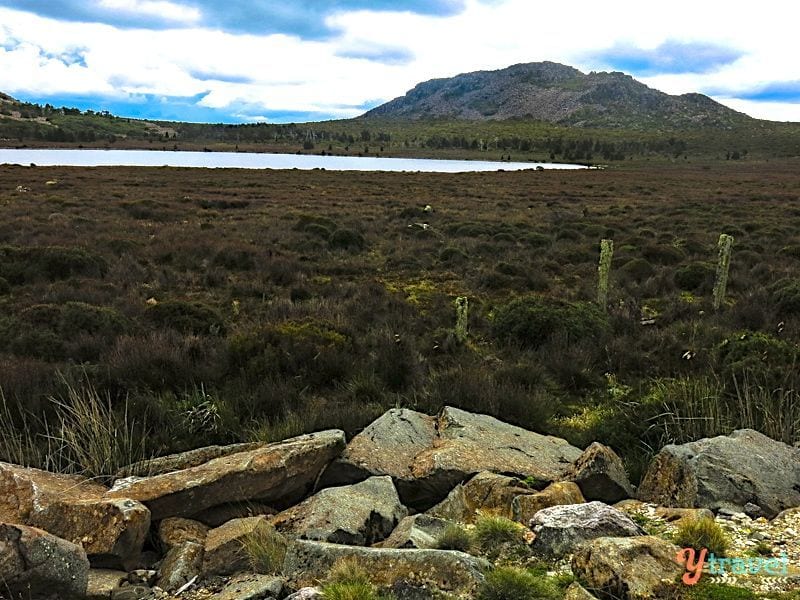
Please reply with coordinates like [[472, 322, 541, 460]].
[[0, 245, 107, 284], [674, 517, 730, 556], [619, 258, 654, 282], [146, 300, 225, 335], [329, 228, 366, 251], [492, 295, 609, 349], [439, 246, 469, 264], [715, 331, 798, 382], [769, 278, 800, 315], [477, 567, 561, 600], [674, 262, 715, 291]]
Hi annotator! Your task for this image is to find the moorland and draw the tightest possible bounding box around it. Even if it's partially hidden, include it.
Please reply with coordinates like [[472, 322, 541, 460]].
[[1, 158, 799, 483]]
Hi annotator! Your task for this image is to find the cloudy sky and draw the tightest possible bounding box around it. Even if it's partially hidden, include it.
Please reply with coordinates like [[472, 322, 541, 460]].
[[0, 0, 797, 123]]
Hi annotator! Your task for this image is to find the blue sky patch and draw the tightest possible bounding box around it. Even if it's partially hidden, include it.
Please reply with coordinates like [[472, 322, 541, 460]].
[[0, 0, 466, 38], [591, 40, 743, 76], [735, 81, 800, 102], [336, 45, 414, 66]]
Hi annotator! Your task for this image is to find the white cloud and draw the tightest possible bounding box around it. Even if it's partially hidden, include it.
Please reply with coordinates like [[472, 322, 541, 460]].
[[96, 0, 201, 23], [0, 0, 798, 121]]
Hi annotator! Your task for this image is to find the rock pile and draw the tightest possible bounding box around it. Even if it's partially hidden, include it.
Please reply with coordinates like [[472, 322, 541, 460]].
[[0, 411, 796, 600]]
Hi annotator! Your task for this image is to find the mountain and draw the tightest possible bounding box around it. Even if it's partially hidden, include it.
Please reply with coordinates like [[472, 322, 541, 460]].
[[364, 62, 750, 129]]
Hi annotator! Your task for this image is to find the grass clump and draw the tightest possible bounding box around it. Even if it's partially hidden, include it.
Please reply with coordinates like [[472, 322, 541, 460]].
[[435, 523, 472, 552], [239, 524, 288, 575], [472, 514, 527, 558], [477, 566, 560, 600], [322, 557, 378, 600], [673, 517, 730, 556], [146, 300, 225, 336]]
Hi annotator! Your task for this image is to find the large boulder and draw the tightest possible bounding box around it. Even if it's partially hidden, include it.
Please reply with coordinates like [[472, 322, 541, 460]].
[[156, 541, 204, 592], [318, 408, 438, 502], [571, 536, 684, 600], [283, 540, 491, 596], [427, 471, 533, 523], [530, 501, 644, 557], [637, 429, 800, 518], [107, 430, 346, 520], [157, 517, 209, 551], [271, 476, 407, 546], [0, 462, 150, 566], [203, 515, 274, 577], [321, 407, 581, 510], [0, 522, 90, 598], [116, 442, 262, 478], [568, 443, 635, 503], [512, 481, 586, 525], [377, 514, 451, 549]]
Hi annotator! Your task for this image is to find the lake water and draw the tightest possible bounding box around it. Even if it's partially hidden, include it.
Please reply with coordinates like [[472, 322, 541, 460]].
[[0, 148, 586, 173]]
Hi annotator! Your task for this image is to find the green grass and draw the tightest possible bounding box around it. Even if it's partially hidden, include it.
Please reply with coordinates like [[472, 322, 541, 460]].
[[477, 567, 561, 600], [673, 517, 730, 557]]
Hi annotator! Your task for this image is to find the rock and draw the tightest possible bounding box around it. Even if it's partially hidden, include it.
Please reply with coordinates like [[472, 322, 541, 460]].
[[283, 540, 491, 595], [216, 573, 284, 600], [427, 471, 533, 523], [156, 541, 203, 593], [652, 506, 714, 524], [0, 462, 150, 566], [110, 585, 153, 600], [271, 476, 407, 546], [0, 522, 90, 598], [321, 407, 581, 510], [564, 582, 600, 600], [568, 442, 635, 503], [107, 430, 346, 520], [190, 501, 276, 528], [638, 429, 800, 519], [203, 516, 273, 576], [116, 442, 263, 478], [318, 408, 438, 502], [87, 569, 127, 599], [157, 518, 208, 550], [128, 569, 157, 585], [377, 514, 451, 549], [285, 588, 323, 600], [571, 536, 684, 600], [530, 501, 644, 557], [512, 481, 585, 524]]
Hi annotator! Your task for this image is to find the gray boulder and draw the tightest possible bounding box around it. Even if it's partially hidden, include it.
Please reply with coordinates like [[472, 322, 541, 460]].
[[427, 471, 533, 523], [107, 430, 346, 520], [530, 501, 644, 557], [283, 540, 491, 596], [216, 574, 284, 600], [156, 541, 203, 592], [571, 536, 684, 600], [568, 442, 635, 503], [377, 514, 451, 549], [203, 516, 275, 577], [638, 429, 800, 518], [271, 476, 407, 546], [0, 522, 90, 598], [321, 407, 581, 510]]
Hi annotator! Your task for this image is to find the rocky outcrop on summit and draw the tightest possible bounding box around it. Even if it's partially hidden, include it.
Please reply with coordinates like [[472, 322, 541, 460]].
[[364, 61, 749, 128], [322, 407, 581, 509], [637, 429, 800, 519], [107, 430, 346, 520]]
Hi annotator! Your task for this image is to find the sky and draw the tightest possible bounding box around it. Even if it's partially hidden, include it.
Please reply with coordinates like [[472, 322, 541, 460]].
[[0, 0, 798, 124]]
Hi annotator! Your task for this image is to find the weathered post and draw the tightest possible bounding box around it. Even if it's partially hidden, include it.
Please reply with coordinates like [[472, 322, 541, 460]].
[[455, 296, 469, 342], [713, 234, 734, 310], [597, 239, 613, 310]]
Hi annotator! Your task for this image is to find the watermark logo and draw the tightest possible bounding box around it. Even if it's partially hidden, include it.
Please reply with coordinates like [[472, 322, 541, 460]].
[[676, 548, 789, 585]]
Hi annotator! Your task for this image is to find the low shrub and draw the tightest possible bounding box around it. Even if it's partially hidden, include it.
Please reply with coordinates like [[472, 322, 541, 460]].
[[146, 300, 225, 336], [212, 247, 256, 270], [329, 228, 366, 251], [642, 243, 685, 265], [620, 258, 655, 282], [491, 295, 609, 349], [438, 246, 469, 264], [674, 262, 715, 291], [0, 245, 107, 284], [0, 277, 9, 295], [769, 278, 800, 315]]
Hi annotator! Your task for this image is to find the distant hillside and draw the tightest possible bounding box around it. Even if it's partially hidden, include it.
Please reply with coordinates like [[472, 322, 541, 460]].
[[364, 62, 751, 129]]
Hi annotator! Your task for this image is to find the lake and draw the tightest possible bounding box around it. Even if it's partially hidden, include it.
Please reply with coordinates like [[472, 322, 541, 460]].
[[0, 148, 586, 173]]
